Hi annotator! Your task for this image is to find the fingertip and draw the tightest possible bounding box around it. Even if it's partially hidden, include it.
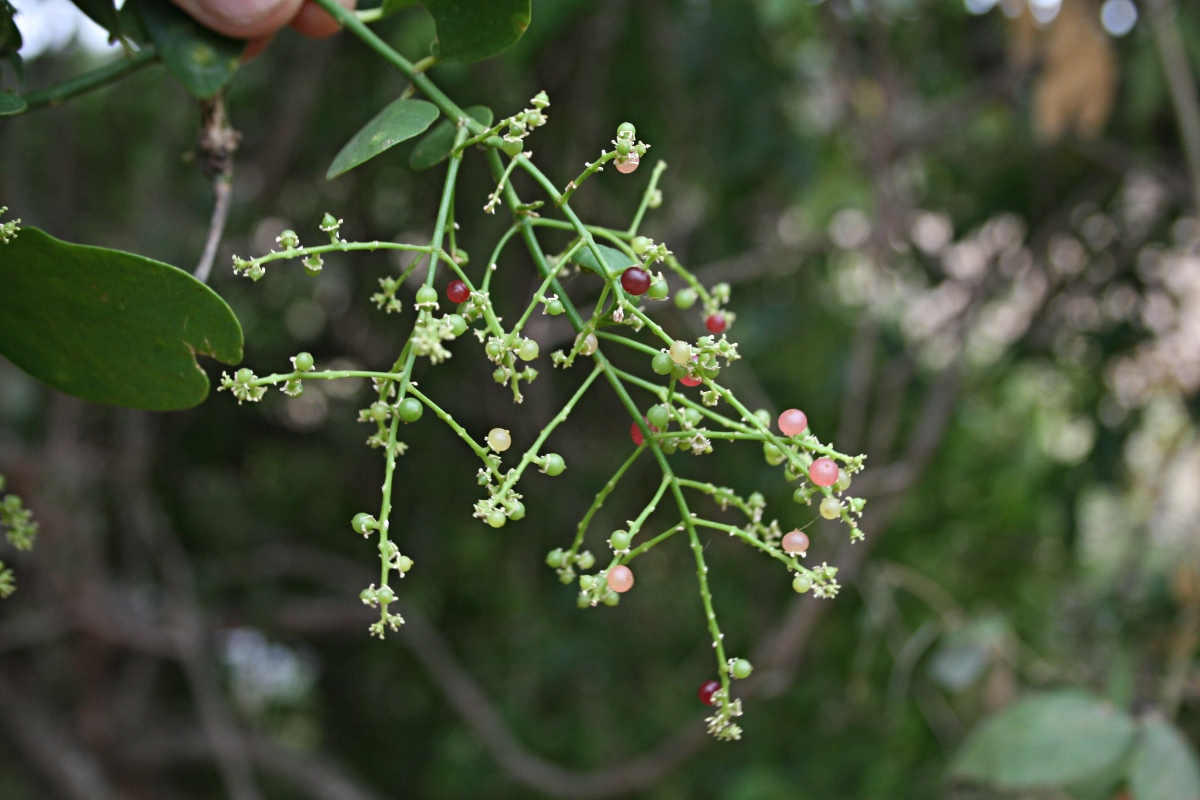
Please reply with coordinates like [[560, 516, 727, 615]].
[[170, 0, 304, 39], [289, 0, 356, 38]]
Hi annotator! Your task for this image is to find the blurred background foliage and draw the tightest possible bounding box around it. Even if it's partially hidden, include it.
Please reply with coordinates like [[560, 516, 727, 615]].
[[3, 0, 1200, 797]]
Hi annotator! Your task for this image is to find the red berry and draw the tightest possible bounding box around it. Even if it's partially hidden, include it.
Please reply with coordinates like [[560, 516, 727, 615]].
[[705, 313, 727, 334], [778, 408, 808, 437], [631, 420, 643, 445], [698, 679, 721, 705], [620, 267, 651, 296], [607, 565, 634, 593], [810, 457, 838, 487], [680, 375, 702, 387], [446, 280, 470, 304]]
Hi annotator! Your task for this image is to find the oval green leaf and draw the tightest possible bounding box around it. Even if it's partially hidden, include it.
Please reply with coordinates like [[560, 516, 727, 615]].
[[1130, 718, 1200, 800], [951, 690, 1137, 789], [0, 227, 243, 411], [409, 105, 493, 171], [572, 243, 635, 278], [135, 0, 241, 99], [327, 98, 440, 179], [0, 90, 25, 116], [422, 0, 530, 62]]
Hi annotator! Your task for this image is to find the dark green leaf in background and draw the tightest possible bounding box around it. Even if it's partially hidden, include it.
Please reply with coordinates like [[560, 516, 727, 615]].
[[0, 90, 24, 115], [422, 0, 531, 62], [0, 227, 243, 410], [951, 690, 1137, 789], [1, 0, 23, 82], [409, 104, 492, 171], [70, 0, 124, 40], [572, 243, 634, 278], [327, 97, 440, 179], [1129, 718, 1200, 800], [134, 0, 241, 98]]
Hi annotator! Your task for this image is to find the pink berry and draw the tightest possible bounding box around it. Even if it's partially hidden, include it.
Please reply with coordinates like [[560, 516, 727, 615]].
[[446, 279, 470, 304], [705, 314, 727, 334], [680, 375, 702, 387], [698, 679, 720, 705], [631, 421, 643, 445], [621, 266, 651, 295], [810, 457, 838, 487], [607, 565, 634, 593], [778, 408, 808, 437], [615, 153, 640, 174], [782, 530, 810, 555]]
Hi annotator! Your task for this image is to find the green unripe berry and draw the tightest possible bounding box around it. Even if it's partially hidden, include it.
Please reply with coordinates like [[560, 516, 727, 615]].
[[617, 122, 636, 138], [731, 659, 753, 680], [577, 593, 592, 609], [793, 487, 809, 505], [487, 509, 507, 528], [683, 408, 702, 427], [603, 591, 620, 607], [616, 140, 631, 156], [445, 314, 468, 336], [559, 570, 576, 585], [416, 285, 438, 306], [501, 138, 523, 157], [485, 340, 505, 360], [661, 438, 678, 455], [351, 513, 376, 535], [546, 548, 565, 568], [397, 555, 414, 573], [508, 501, 526, 521], [631, 236, 652, 255], [517, 339, 540, 362], [670, 362, 688, 380], [647, 280, 669, 300], [834, 468, 852, 492], [486, 135, 505, 150], [652, 352, 674, 375], [293, 352, 314, 373], [397, 397, 423, 423], [669, 340, 691, 365], [792, 574, 813, 594], [370, 402, 391, 422], [764, 442, 786, 466], [754, 409, 771, 428], [579, 575, 596, 590], [647, 404, 671, 431], [493, 367, 508, 384], [236, 368, 254, 383], [576, 551, 595, 570], [674, 288, 698, 309], [819, 496, 842, 520], [541, 453, 566, 476], [546, 299, 565, 316], [610, 530, 632, 551]]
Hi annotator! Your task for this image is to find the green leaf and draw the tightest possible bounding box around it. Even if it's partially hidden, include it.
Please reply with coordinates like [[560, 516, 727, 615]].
[[134, 0, 241, 99], [326, 98, 440, 179], [1, 0, 22, 80], [409, 105, 492, 171], [0, 227, 243, 411], [0, 91, 24, 116], [71, 0, 123, 39], [382, 0, 420, 15], [1129, 718, 1200, 800], [421, 0, 531, 62], [572, 243, 635, 278], [951, 690, 1137, 789]]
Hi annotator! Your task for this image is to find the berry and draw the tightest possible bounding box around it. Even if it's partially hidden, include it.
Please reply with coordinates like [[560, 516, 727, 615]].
[[351, 513, 376, 535], [834, 468, 852, 492], [819, 496, 842, 520], [630, 420, 645, 446], [669, 340, 691, 365], [546, 299, 565, 316], [652, 352, 674, 375], [674, 288, 698, 309], [293, 352, 314, 372], [683, 408, 702, 427], [782, 530, 810, 555], [610, 529, 632, 550], [616, 140, 631, 156], [763, 442, 786, 466], [517, 339, 540, 361], [810, 457, 838, 487], [792, 574, 813, 593], [545, 548, 565, 567], [397, 555, 413, 573], [501, 138, 523, 157], [607, 565, 634, 593], [731, 659, 753, 680], [445, 314, 468, 336], [615, 153, 640, 174], [508, 501, 526, 521], [577, 551, 595, 570], [487, 509, 507, 528], [705, 313, 727, 335], [396, 398, 422, 423], [753, 409, 771, 428], [631, 236, 652, 255], [416, 285, 438, 307], [680, 374, 702, 388], [579, 574, 595, 590], [369, 401, 391, 422], [698, 679, 721, 706], [646, 404, 671, 431], [778, 409, 808, 437], [603, 591, 620, 607], [648, 280, 669, 300], [446, 279, 470, 304], [236, 368, 254, 383], [620, 266, 651, 296], [577, 332, 599, 356], [541, 453, 566, 476], [485, 340, 505, 360], [487, 428, 512, 452], [616, 121, 636, 138]]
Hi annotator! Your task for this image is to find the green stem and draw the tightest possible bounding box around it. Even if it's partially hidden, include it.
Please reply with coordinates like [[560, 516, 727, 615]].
[[628, 160, 668, 236], [22, 46, 159, 111]]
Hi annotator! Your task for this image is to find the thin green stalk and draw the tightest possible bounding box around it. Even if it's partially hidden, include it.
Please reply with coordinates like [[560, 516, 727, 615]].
[[567, 444, 646, 559], [22, 46, 159, 110], [628, 160, 668, 236]]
